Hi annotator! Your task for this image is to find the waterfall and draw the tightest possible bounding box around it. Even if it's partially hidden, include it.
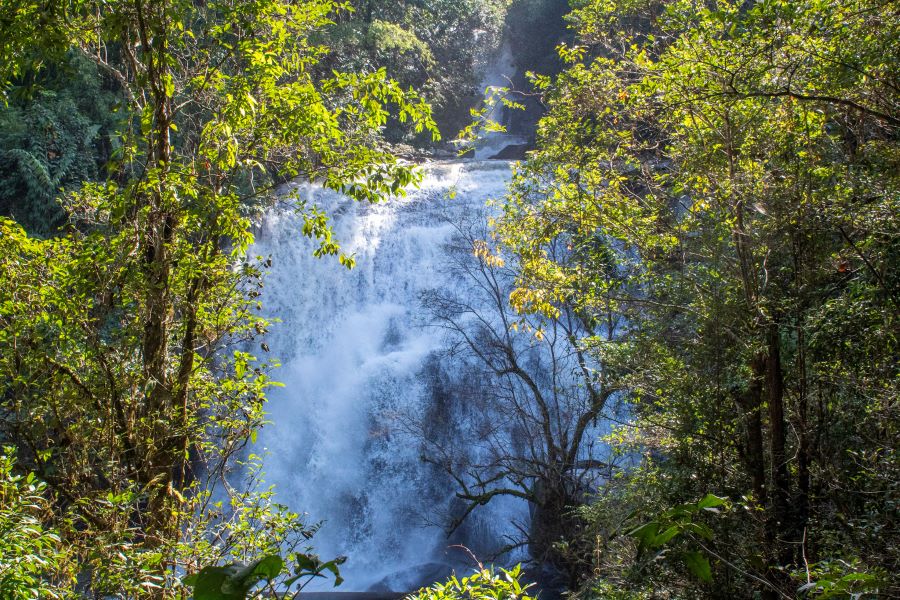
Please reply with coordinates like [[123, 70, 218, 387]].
[[253, 161, 529, 591], [471, 39, 528, 160]]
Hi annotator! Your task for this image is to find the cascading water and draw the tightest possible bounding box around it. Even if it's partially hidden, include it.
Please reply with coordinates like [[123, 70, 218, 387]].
[[253, 160, 529, 591], [470, 39, 529, 160]]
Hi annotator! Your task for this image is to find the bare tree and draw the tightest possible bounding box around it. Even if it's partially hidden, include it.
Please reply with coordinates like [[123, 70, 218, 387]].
[[417, 208, 625, 581]]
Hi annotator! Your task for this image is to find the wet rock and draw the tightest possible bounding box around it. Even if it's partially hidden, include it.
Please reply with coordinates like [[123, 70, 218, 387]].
[[489, 143, 531, 160]]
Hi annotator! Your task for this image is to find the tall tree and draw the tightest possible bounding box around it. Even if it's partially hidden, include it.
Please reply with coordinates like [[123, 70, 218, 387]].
[[494, 0, 898, 596]]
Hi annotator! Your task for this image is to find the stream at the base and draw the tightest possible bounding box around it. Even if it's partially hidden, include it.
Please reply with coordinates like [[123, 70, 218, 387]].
[[252, 160, 528, 591]]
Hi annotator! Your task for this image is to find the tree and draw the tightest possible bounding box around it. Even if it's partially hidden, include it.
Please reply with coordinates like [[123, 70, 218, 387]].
[[493, 0, 898, 596], [418, 208, 624, 583], [0, 448, 75, 599], [0, 51, 122, 236], [0, 0, 436, 595]]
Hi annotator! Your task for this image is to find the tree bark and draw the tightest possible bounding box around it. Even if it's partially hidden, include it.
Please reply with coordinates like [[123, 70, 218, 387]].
[[766, 320, 793, 571], [738, 355, 768, 508]]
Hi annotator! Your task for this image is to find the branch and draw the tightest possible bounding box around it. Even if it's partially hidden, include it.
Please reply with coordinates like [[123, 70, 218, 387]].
[[725, 88, 899, 127]]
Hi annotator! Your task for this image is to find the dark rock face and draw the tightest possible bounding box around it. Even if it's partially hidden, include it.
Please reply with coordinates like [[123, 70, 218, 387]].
[[489, 143, 531, 160], [505, 0, 571, 137]]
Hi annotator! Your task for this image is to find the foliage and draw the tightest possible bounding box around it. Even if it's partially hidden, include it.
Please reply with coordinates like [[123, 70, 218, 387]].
[[0, 448, 74, 600], [455, 88, 527, 151], [184, 550, 346, 599], [795, 559, 888, 599], [626, 494, 729, 583], [185, 555, 285, 600], [0, 52, 122, 235], [494, 0, 898, 596], [183, 551, 348, 600], [0, 1, 70, 93], [409, 562, 535, 600], [572, 579, 653, 600], [322, 0, 512, 140], [367, 19, 435, 75]]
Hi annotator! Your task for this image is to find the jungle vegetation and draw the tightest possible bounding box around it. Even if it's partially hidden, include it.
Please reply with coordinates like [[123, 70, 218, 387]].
[[0, 0, 897, 599], [0, 0, 435, 596], [485, 0, 898, 597]]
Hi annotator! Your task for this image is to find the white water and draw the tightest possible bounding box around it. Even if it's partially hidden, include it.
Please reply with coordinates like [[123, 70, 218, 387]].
[[470, 39, 528, 160], [253, 161, 528, 591]]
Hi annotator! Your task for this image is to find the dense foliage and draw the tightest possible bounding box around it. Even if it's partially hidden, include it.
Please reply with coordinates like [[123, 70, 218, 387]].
[[492, 0, 898, 597], [323, 0, 512, 139], [0, 448, 74, 599], [410, 562, 536, 600], [0, 0, 510, 239], [0, 53, 122, 235]]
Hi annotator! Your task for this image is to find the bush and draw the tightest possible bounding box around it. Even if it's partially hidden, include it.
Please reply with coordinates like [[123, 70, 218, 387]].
[[0, 447, 75, 599], [410, 563, 535, 600]]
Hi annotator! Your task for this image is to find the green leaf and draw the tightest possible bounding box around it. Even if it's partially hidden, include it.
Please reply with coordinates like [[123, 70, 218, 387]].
[[626, 521, 660, 550], [187, 556, 282, 600], [252, 554, 283, 580], [697, 494, 727, 510], [653, 525, 681, 546], [295, 553, 322, 573], [190, 565, 238, 600], [683, 522, 714, 540], [682, 551, 712, 583]]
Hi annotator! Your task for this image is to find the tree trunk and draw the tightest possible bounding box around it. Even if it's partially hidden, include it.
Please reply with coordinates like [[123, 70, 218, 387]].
[[740, 355, 768, 508], [766, 320, 793, 588]]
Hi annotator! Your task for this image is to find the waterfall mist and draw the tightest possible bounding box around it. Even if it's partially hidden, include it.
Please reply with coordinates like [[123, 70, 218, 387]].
[[252, 161, 530, 591]]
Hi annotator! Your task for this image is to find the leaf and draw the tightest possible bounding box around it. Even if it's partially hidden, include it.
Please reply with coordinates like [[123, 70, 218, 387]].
[[838, 573, 877, 583], [798, 581, 818, 594], [683, 522, 714, 540], [189, 565, 239, 600], [188, 556, 282, 600], [626, 521, 660, 550], [321, 557, 346, 587], [295, 553, 322, 573], [682, 551, 712, 583], [697, 494, 727, 510], [664, 504, 696, 518], [252, 554, 283, 580], [653, 525, 681, 546]]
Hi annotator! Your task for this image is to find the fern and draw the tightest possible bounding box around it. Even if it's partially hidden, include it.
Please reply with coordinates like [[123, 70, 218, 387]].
[[0, 51, 122, 235], [7, 148, 53, 193]]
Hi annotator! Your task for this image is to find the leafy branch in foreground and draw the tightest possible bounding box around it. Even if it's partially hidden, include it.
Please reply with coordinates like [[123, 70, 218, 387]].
[[183, 551, 347, 600], [0, 448, 75, 600], [410, 561, 536, 600], [626, 494, 730, 584]]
